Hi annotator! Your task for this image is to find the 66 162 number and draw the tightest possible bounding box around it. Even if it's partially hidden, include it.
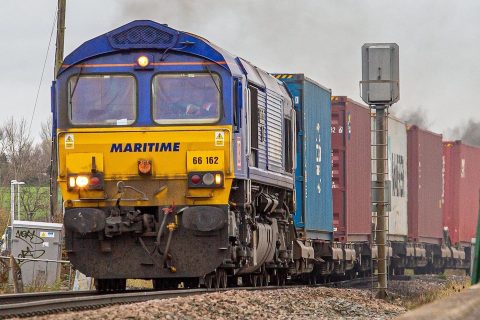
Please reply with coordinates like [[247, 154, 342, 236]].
[[192, 156, 219, 165]]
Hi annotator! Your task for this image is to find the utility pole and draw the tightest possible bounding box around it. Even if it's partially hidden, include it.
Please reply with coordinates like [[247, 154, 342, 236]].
[[51, 0, 66, 219], [54, 0, 66, 75], [361, 43, 399, 299]]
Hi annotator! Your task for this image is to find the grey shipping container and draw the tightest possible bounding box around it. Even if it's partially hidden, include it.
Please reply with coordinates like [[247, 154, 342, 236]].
[[10, 221, 63, 286], [331, 96, 371, 242], [275, 74, 333, 240], [408, 126, 443, 244]]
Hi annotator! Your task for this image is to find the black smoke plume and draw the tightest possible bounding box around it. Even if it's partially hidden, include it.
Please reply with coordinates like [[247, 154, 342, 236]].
[[449, 120, 480, 147], [393, 107, 431, 130]]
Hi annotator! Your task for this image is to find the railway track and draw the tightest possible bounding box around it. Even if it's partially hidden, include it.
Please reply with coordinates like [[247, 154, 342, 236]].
[[0, 275, 411, 318]]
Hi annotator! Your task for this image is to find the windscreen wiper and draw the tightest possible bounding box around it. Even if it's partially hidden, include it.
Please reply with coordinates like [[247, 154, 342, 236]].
[[69, 66, 84, 105], [204, 64, 221, 94]]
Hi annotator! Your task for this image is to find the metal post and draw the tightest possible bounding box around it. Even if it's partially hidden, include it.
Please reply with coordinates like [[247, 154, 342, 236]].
[[10, 180, 16, 225], [51, 0, 66, 219], [374, 107, 388, 298], [17, 183, 20, 220]]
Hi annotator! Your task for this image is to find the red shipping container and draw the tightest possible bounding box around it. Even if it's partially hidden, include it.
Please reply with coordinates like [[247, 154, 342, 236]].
[[331, 96, 371, 241], [407, 126, 443, 244], [443, 141, 480, 245]]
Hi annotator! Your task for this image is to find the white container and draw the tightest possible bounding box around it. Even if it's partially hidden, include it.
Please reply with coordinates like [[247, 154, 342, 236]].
[[387, 116, 408, 240]]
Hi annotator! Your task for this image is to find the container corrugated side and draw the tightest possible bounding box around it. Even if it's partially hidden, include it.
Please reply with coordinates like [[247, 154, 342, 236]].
[[331, 96, 371, 241], [386, 116, 408, 240], [443, 141, 480, 245], [407, 126, 443, 244], [302, 78, 333, 239], [279, 75, 333, 240]]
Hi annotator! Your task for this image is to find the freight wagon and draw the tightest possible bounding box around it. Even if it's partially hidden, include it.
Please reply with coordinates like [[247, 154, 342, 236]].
[[407, 126, 444, 245], [274, 74, 333, 241], [330, 96, 373, 275], [443, 141, 480, 249], [406, 126, 450, 273]]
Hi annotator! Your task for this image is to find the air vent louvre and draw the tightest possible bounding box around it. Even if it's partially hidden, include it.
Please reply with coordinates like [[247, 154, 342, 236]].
[[109, 26, 177, 49]]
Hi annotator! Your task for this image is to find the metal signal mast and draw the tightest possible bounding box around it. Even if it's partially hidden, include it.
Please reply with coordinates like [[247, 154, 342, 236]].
[[360, 43, 399, 299]]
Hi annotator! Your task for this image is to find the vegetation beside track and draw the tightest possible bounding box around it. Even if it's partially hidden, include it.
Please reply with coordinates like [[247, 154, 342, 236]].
[[386, 274, 470, 309]]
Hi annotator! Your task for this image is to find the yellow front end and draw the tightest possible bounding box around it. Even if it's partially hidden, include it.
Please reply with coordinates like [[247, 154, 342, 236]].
[[58, 125, 234, 208]]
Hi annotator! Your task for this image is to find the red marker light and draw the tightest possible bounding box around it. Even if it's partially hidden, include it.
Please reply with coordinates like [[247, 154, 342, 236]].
[[90, 176, 101, 186], [191, 174, 201, 185]]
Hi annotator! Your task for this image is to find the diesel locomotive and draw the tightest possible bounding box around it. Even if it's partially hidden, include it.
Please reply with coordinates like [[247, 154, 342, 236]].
[[55, 20, 313, 291]]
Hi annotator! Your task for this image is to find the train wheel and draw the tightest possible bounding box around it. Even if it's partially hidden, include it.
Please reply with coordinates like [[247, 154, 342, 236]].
[[252, 275, 258, 287], [272, 272, 280, 286], [204, 274, 214, 289], [215, 269, 227, 289], [263, 271, 270, 287], [222, 271, 228, 288], [279, 270, 286, 286]]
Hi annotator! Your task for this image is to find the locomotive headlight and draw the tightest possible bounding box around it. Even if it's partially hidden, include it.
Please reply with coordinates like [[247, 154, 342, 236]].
[[69, 177, 76, 188], [137, 55, 149, 67], [68, 173, 104, 191], [75, 176, 89, 188], [202, 173, 215, 185]]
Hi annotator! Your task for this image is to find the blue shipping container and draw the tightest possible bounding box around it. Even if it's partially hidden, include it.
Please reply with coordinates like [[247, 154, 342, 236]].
[[274, 74, 333, 240]]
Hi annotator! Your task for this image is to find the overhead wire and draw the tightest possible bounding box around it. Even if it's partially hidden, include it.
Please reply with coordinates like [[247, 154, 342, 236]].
[[28, 10, 58, 135]]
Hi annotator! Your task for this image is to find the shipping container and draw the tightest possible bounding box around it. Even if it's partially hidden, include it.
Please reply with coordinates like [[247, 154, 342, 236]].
[[276, 74, 333, 240], [386, 116, 408, 240], [443, 141, 480, 245], [331, 96, 371, 242], [407, 126, 443, 244]]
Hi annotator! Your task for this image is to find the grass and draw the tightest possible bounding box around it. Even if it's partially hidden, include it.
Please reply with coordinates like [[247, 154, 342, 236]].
[[127, 279, 153, 289]]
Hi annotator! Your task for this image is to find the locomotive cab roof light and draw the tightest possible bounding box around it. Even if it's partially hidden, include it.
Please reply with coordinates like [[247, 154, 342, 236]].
[[137, 55, 149, 67], [135, 54, 153, 70]]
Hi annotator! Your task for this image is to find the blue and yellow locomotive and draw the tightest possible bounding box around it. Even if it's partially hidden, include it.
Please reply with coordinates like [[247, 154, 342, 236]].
[[54, 20, 318, 291]]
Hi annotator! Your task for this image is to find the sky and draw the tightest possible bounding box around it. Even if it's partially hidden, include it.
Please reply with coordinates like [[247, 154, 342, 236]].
[[1, 0, 479, 140]]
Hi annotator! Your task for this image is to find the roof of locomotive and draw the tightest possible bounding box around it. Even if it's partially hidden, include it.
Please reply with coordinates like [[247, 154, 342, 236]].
[[60, 20, 243, 77]]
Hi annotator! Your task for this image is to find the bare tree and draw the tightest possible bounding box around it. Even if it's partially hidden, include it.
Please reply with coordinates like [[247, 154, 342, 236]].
[[0, 117, 36, 184], [0, 117, 53, 221], [20, 186, 49, 221], [36, 117, 52, 185]]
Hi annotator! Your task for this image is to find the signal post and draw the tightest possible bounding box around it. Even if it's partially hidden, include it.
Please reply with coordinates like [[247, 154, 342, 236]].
[[360, 43, 399, 299]]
